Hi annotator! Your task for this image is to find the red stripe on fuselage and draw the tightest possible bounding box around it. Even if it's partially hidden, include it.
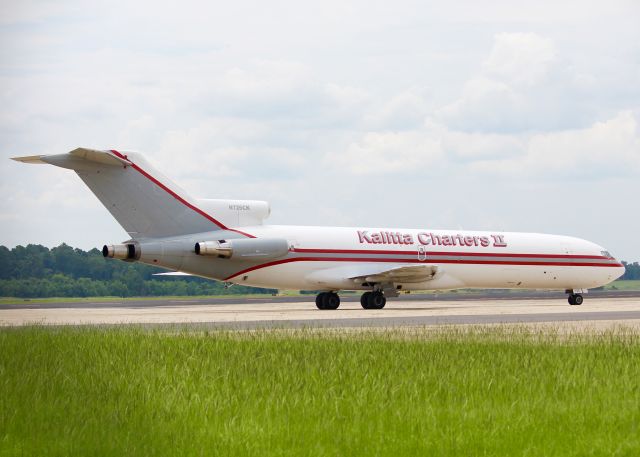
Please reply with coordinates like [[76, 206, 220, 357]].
[[224, 256, 623, 281], [110, 150, 255, 238], [292, 247, 608, 259]]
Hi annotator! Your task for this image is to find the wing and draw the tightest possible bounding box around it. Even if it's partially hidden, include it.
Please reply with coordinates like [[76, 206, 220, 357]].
[[152, 271, 194, 277], [349, 264, 438, 284], [306, 263, 439, 292]]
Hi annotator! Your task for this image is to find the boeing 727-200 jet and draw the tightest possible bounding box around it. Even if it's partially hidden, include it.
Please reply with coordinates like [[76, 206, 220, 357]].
[[12, 148, 625, 309]]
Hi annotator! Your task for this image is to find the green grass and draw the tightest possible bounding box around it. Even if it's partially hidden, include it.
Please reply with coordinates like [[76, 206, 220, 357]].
[[604, 279, 640, 291], [1, 327, 639, 456]]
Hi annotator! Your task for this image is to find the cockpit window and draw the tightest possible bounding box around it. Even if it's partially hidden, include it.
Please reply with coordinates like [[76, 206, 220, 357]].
[[601, 251, 612, 258]]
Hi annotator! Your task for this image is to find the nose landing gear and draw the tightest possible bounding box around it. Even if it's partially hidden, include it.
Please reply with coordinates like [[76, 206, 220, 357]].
[[568, 293, 584, 306]]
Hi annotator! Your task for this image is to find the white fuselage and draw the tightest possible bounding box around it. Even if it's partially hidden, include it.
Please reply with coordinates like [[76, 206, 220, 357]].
[[142, 225, 625, 292]]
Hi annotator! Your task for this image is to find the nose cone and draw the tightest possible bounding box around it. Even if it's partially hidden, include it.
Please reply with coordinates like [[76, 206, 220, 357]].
[[590, 243, 625, 285], [613, 262, 626, 281], [600, 248, 625, 282]]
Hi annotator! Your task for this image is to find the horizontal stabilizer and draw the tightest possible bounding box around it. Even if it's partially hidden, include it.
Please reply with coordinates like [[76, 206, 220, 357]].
[[69, 147, 131, 166], [12, 148, 129, 168], [11, 155, 47, 164]]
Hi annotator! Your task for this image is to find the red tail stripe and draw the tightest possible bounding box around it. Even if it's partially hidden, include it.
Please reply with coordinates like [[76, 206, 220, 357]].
[[110, 150, 255, 238]]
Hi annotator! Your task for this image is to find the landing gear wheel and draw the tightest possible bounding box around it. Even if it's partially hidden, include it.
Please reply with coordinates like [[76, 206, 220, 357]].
[[316, 292, 340, 310], [361, 291, 386, 309], [568, 294, 584, 306], [324, 292, 340, 310], [369, 291, 386, 309]]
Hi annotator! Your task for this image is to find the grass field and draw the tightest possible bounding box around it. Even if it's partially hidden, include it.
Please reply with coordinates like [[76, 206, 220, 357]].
[[1, 327, 639, 456]]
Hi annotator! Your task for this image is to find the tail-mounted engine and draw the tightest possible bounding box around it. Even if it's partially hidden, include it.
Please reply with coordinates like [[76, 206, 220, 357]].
[[195, 238, 289, 260], [102, 237, 289, 267], [102, 243, 140, 261]]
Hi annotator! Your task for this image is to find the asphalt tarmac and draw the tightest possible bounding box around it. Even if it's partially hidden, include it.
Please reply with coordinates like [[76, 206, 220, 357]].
[[2, 290, 639, 309], [2, 290, 640, 329]]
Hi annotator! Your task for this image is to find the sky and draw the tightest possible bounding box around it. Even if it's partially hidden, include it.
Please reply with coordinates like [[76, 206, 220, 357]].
[[1, 0, 639, 260]]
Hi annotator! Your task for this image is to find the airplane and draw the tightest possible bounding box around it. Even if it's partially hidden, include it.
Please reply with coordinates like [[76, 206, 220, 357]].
[[12, 148, 625, 309]]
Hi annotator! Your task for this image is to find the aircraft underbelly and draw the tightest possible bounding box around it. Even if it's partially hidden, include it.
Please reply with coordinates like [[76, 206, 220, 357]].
[[227, 261, 616, 292]]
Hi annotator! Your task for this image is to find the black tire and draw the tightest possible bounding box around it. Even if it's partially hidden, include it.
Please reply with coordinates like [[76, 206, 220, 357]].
[[574, 294, 584, 305], [316, 292, 327, 310], [367, 291, 386, 310], [324, 292, 340, 310], [360, 292, 372, 309], [568, 294, 576, 305]]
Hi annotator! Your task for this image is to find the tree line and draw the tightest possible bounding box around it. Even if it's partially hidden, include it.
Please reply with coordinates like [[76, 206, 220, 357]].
[[0, 244, 638, 298], [0, 244, 276, 298], [621, 261, 640, 280]]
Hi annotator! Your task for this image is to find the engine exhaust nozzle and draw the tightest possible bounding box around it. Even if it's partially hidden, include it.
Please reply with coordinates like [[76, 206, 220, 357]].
[[102, 243, 139, 261]]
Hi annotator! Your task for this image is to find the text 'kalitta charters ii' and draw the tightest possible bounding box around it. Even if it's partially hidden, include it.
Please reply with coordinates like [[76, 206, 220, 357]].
[[357, 231, 508, 247]]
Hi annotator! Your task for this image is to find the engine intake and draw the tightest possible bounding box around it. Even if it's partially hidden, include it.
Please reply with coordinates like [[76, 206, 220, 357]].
[[195, 238, 289, 260]]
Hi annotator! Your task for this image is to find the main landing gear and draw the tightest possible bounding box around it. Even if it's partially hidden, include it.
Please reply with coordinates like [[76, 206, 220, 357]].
[[568, 293, 584, 306], [360, 291, 386, 310], [314, 291, 388, 310], [315, 292, 340, 310]]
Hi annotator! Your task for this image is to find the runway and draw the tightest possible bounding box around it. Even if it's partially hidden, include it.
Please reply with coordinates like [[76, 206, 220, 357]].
[[2, 291, 640, 329]]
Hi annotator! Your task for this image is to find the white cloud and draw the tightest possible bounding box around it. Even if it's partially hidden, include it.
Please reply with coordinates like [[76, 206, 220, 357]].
[[324, 111, 639, 179], [482, 33, 557, 86], [431, 121, 525, 161], [437, 32, 598, 132], [327, 131, 444, 175], [364, 87, 431, 130], [438, 77, 522, 130], [473, 111, 640, 176], [216, 61, 312, 102]]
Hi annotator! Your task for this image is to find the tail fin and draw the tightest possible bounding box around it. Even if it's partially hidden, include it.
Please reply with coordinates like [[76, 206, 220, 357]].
[[12, 148, 255, 239]]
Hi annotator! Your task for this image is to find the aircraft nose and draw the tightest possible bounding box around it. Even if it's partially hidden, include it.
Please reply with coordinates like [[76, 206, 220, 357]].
[[614, 262, 626, 281], [599, 248, 625, 281]]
